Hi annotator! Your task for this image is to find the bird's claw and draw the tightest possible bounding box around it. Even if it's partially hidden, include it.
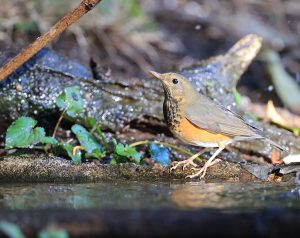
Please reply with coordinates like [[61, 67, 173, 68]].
[[186, 166, 207, 179], [170, 159, 198, 172], [185, 158, 222, 179]]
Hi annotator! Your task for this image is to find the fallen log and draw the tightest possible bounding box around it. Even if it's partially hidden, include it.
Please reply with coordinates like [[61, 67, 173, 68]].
[[0, 35, 299, 176]]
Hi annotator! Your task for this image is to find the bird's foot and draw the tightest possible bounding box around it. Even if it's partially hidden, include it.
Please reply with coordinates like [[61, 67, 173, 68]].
[[170, 157, 198, 171], [170, 149, 208, 172], [186, 158, 221, 179], [186, 167, 206, 179]]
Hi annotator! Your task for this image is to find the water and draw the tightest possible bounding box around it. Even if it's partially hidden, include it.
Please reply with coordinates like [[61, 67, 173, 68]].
[[0, 181, 299, 211]]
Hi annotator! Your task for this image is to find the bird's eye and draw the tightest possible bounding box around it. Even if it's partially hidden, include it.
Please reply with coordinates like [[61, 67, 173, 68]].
[[172, 78, 178, 84]]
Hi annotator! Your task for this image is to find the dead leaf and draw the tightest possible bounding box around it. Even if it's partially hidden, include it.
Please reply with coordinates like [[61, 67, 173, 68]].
[[283, 154, 300, 164]]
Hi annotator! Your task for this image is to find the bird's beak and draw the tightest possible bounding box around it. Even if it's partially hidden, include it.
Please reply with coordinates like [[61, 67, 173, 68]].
[[148, 71, 163, 80]]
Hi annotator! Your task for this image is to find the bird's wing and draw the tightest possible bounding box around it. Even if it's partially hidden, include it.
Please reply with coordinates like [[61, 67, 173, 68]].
[[184, 96, 257, 137]]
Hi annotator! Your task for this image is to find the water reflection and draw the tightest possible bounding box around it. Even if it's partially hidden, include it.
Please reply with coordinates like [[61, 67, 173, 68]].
[[170, 182, 300, 209], [0, 181, 299, 210], [170, 183, 228, 209]]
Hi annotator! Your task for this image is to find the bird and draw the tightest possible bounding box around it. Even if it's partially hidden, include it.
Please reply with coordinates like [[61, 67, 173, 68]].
[[148, 71, 285, 179]]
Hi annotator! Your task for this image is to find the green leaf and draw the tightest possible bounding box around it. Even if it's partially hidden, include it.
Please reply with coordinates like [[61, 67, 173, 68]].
[[0, 221, 26, 238], [41, 137, 58, 145], [60, 143, 82, 164], [5, 117, 46, 149], [15, 20, 39, 33], [71, 125, 104, 158], [115, 143, 141, 164], [38, 228, 69, 238], [28, 127, 45, 145], [56, 86, 83, 117]]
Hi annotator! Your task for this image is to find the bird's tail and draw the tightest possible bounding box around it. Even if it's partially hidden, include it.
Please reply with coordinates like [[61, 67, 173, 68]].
[[264, 138, 287, 152]]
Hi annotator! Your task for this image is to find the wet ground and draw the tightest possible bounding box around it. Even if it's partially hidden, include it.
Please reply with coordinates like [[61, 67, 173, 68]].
[[0, 181, 299, 211]]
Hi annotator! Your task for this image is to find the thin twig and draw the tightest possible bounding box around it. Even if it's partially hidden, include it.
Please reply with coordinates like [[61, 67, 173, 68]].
[[52, 109, 67, 138], [0, 0, 102, 82], [129, 140, 149, 147]]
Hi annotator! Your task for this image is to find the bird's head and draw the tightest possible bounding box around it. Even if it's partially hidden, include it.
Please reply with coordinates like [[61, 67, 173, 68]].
[[148, 71, 196, 101]]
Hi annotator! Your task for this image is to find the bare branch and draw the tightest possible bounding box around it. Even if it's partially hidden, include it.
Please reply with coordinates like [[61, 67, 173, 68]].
[[0, 0, 102, 82]]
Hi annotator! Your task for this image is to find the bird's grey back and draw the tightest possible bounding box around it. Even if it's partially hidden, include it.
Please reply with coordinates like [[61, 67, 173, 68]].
[[184, 93, 259, 138]]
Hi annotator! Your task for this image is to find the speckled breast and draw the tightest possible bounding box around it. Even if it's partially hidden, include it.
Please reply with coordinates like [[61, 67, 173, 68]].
[[163, 98, 182, 130]]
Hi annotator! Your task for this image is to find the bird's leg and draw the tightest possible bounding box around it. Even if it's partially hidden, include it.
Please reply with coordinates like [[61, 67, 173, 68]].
[[170, 148, 209, 171], [186, 145, 225, 179]]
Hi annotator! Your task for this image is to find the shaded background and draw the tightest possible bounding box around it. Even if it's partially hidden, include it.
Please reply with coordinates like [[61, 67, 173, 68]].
[[0, 4, 300, 237], [0, 0, 299, 105]]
